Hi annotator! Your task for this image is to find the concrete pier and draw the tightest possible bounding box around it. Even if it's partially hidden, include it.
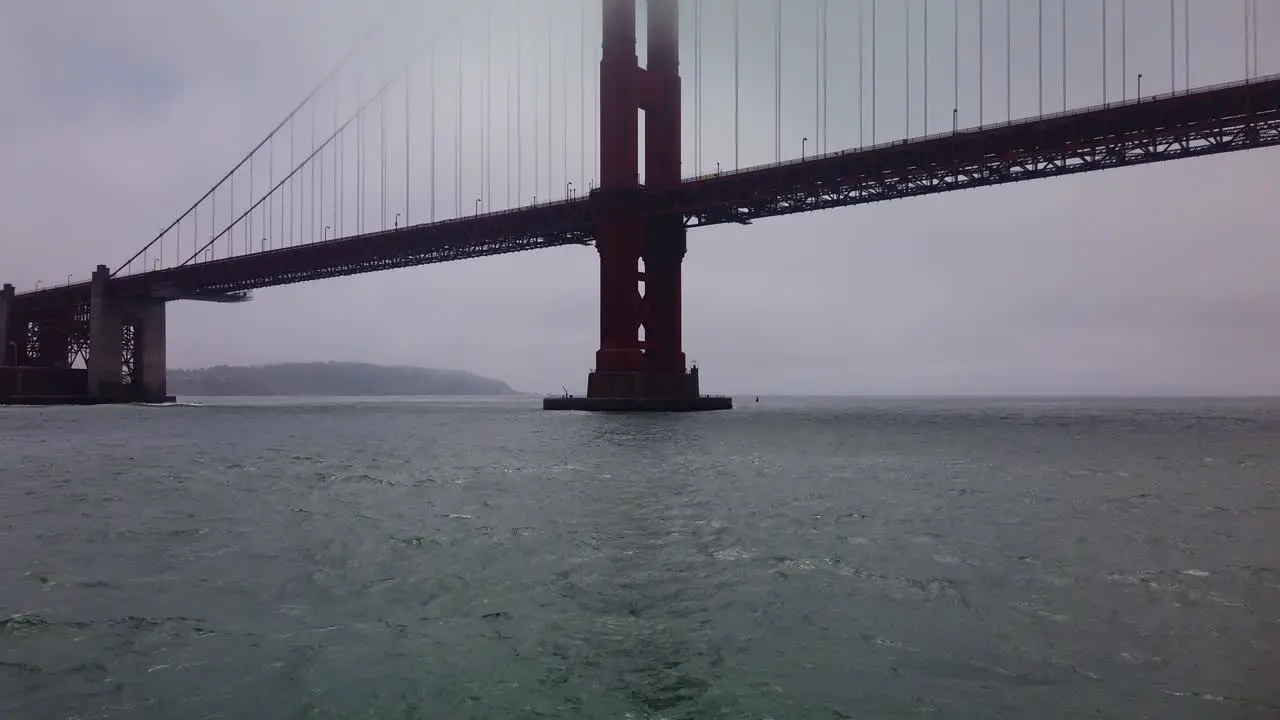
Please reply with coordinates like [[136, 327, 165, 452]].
[[87, 264, 125, 399], [0, 283, 12, 366], [1, 266, 172, 405]]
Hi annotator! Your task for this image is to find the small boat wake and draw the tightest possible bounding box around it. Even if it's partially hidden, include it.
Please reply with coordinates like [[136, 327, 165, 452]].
[[133, 401, 203, 408]]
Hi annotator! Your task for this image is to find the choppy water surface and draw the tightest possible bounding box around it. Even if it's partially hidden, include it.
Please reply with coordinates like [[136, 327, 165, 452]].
[[1, 396, 1277, 719]]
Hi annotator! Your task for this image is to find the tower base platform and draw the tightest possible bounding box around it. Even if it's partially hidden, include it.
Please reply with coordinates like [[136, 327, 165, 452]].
[[543, 395, 732, 412]]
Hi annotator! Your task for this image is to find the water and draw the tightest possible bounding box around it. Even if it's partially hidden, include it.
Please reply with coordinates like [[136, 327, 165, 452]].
[[1, 396, 1277, 719]]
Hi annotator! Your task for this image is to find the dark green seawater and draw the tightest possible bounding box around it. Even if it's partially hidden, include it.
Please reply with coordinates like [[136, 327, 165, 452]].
[[1, 396, 1277, 719]]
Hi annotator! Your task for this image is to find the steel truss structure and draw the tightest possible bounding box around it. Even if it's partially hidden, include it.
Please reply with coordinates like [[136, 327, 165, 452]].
[[668, 76, 1280, 227], [121, 323, 136, 386], [10, 76, 1280, 314]]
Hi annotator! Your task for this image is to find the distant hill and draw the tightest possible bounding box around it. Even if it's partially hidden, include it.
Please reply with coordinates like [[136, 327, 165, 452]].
[[167, 362, 517, 397]]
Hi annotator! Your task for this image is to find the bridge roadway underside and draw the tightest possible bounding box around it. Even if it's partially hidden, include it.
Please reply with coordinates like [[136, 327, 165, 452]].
[[4, 76, 1279, 405]]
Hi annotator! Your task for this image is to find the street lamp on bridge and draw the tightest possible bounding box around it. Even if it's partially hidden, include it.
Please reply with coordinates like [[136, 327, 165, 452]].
[[802, 137, 808, 160], [324, 226, 331, 241]]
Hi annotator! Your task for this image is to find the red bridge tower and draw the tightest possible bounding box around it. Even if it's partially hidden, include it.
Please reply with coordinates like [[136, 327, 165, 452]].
[[545, 0, 730, 412]]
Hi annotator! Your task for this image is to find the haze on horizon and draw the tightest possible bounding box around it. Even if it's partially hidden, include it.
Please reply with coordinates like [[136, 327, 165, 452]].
[[3, 0, 1279, 397]]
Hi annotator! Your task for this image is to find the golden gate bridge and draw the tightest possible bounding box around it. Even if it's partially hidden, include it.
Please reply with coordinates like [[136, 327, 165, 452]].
[[2, 0, 1277, 408]]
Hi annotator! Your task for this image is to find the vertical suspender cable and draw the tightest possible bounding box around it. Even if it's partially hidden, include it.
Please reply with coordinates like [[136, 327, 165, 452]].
[[822, 0, 828, 151], [430, 54, 437, 221], [953, 0, 959, 126], [534, 19, 540, 198], [486, 10, 493, 209], [354, 87, 359, 234], [518, 6, 523, 201], [580, 0, 585, 188], [246, 157, 252, 255], [1170, 0, 1175, 92], [1183, 0, 1189, 89], [312, 99, 318, 242], [1253, 0, 1259, 79], [696, 0, 702, 174], [1038, 0, 1043, 115], [508, 21, 514, 209], [980, 0, 985, 126], [561, 10, 567, 195], [1006, 0, 1011, 119], [1103, 0, 1107, 102], [405, 66, 410, 225], [776, 0, 782, 162], [291, 118, 297, 241], [548, 16, 553, 194], [270, 137, 276, 245], [906, 0, 910, 137], [380, 73, 386, 230], [457, 39, 462, 216], [734, 0, 740, 168], [925, 0, 929, 134], [1062, 0, 1066, 109], [858, 0, 864, 146], [1122, 0, 1127, 97], [336, 86, 341, 234], [871, 0, 877, 143]]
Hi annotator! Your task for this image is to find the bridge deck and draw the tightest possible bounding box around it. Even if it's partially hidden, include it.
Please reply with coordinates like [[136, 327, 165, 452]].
[[13, 75, 1280, 313]]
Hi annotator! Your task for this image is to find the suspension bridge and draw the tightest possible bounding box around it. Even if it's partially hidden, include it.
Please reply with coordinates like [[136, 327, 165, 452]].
[[2, 0, 1277, 408]]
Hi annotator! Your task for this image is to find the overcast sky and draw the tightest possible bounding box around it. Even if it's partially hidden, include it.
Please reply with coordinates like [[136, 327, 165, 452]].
[[2, 0, 1279, 396]]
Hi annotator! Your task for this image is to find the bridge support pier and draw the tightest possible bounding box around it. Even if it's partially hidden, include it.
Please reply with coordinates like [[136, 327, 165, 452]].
[[133, 300, 167, 401], [545, 0, 729, 412], [87, 264, 171, 403], [0, 284, 12, 366]]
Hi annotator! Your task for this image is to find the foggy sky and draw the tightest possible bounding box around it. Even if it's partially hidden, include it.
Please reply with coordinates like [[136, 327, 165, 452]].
[[2, 0, 1279, 396]]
